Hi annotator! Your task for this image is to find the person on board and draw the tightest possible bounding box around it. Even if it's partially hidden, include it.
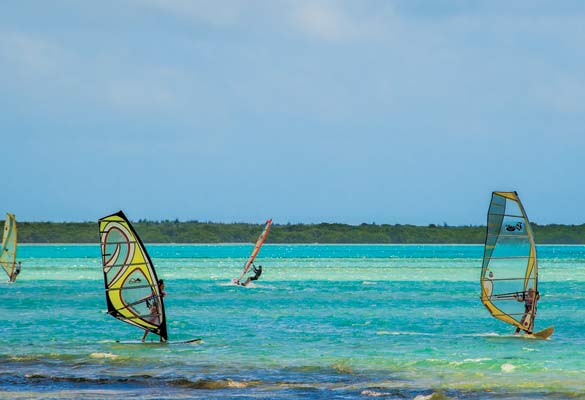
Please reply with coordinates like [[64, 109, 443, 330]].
[[241, 264, 262, 286], [514, 287, 540, 335], [9, 261, 21, 282], [233, 264, 263, 287], [141, 279, 166, 342]]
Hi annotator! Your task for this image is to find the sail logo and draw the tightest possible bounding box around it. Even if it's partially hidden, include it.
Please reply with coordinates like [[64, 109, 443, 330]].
[[505, 222, 523, 232]]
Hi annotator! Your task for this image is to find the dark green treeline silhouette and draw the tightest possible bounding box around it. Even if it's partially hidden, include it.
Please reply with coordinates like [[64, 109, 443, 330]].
[[8, 220, 585, 244]]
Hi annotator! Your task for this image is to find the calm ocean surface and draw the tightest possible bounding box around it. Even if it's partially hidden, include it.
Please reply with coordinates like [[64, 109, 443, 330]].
[[1, 244, 584, 399]]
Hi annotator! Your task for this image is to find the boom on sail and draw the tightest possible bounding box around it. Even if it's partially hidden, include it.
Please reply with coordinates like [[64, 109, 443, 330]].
[[98, 211, 168, 341]]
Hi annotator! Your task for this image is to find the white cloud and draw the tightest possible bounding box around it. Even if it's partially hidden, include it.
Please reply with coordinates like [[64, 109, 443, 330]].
[[289, 1, 395, 42], [102, 65, 185, 114], [292, 3, 346, 42], [0, 29, 184, 116], [134, 0, 396, 43], [0, 32, 64, 76], [537, 75, 585, 115], [135, 0, 244, 27]]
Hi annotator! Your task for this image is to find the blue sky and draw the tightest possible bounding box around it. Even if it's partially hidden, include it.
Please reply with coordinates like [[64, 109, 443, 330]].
[[1, 1, 584, 225]]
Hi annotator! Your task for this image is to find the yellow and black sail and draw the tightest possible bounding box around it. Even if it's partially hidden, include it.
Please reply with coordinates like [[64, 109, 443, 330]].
[[1, 213, 18, 282], [480, 192, 538, 332], [98, 211, 167, 341]]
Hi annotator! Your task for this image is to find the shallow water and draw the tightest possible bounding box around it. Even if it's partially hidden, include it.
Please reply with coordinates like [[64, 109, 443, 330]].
[[1, 244, 584, 399]]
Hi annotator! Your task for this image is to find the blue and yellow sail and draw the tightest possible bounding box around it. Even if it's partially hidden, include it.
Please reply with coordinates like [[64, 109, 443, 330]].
[[1, 213, 18, 282], [98, 211, 167, 341], [480, 191, 538, 332]]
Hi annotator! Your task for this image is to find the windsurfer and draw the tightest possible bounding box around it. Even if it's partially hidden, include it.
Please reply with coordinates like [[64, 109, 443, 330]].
[[142, 279, 166, 342], [234, 264, 263, 287], [514, 287, 540, 334], [9, 261, 21, 282], [240, 264, 262, 286]]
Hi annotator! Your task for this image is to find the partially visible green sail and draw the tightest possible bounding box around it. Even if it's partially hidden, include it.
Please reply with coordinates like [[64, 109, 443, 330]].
[[480, 192, 538, 332], [1, 213, 18, 281]]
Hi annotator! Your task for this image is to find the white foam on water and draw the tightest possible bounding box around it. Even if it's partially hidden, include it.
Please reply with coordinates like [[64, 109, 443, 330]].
[[460, 332, 500, 337], [522, 347, 539, 352], [413, 394, 435, 400], [376, 331, 435, 336], [501, 363, 516, 372], [361, 389, 390, 397], [90, 352, 119, 360]]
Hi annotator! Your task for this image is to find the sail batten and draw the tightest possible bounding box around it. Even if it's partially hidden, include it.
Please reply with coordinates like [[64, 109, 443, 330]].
[[487, 233, 530, 239], [489, 213, 526, 218], [98, 211, 168, 341], [481, 191, 538, 333], [103, 262, 149, 269], [1, 213, 18, 281]]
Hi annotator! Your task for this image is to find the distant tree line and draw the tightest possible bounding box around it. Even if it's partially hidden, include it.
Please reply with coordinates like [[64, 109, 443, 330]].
[[8, 220, 585, 244]]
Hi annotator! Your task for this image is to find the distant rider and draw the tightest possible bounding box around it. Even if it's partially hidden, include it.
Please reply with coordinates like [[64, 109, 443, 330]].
[[9, 261, 21, 282], [235, 264, 263, 287]]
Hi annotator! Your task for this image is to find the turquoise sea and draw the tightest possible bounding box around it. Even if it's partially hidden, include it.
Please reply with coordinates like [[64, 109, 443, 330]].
[[1, 244, 585, 399]]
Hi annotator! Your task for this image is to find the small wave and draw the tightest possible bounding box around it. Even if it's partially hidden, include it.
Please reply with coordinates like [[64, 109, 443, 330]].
[[169, 378, 252, 389], [362, 281, 377, 285], [413, 394, 448, 400], [362, 389, 391, 396], [219, 281, 239, 287], [376, 331, 435, 336], [22, 374, 152, 384], [522, 347, 539, 352], [462, 358, 491, 362], [89, 353, 119, 360], [8, 355, 37, 362], [460, 332, 500, 337], [449, 358, 491, 366], [331, 360, 353, 374], [501, 363, 516, 372], [15, 374, 252, 390]]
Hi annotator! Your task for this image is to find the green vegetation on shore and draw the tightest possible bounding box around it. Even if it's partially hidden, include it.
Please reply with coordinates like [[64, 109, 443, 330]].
[[8, 220, 585, 244]]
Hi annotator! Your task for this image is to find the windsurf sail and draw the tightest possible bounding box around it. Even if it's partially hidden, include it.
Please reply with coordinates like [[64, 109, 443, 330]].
[[98, 211, 167, 341], [238, 219, 272, 281], [1, 213, 18, 281], [480, 191, 538, 333]]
